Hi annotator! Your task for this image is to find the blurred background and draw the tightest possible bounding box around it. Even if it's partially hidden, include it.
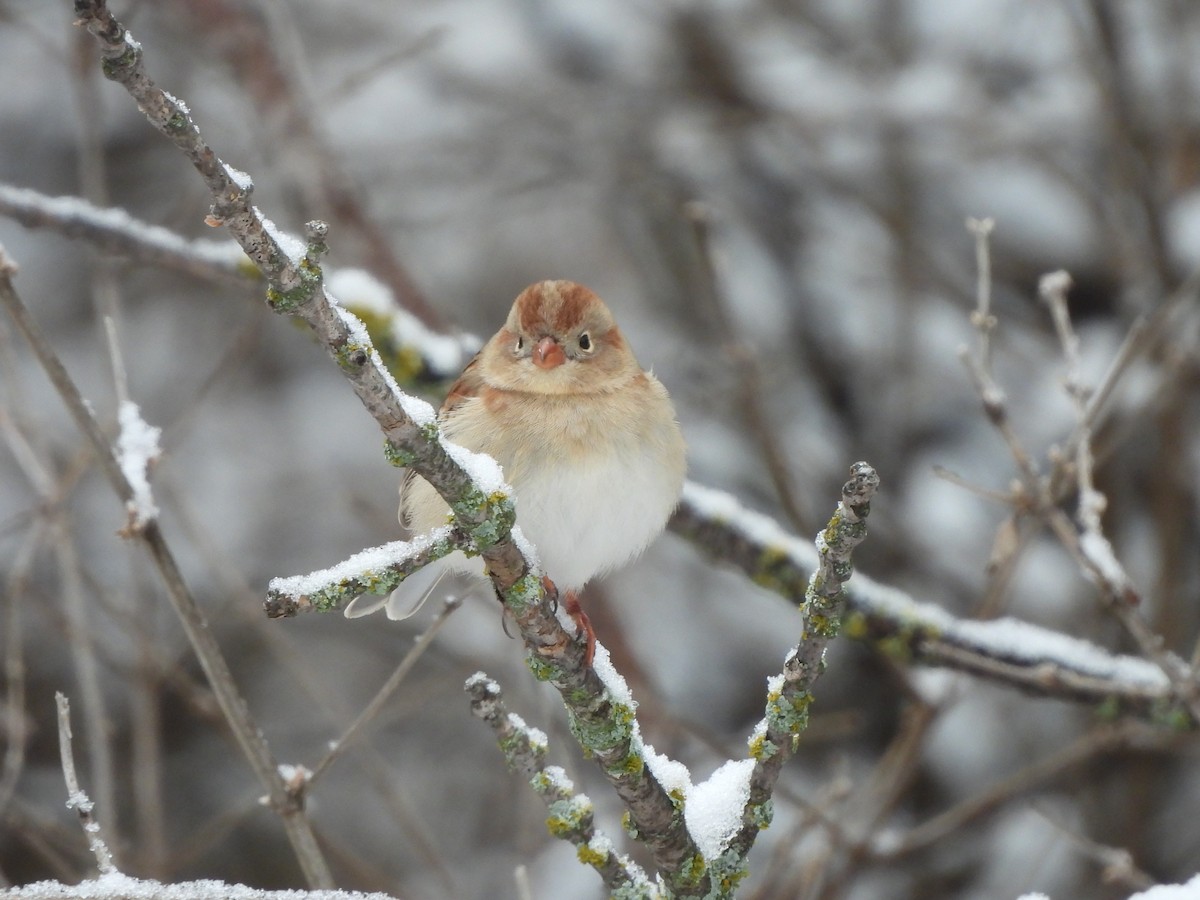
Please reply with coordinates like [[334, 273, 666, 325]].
[[1, 1, 1199, 898]]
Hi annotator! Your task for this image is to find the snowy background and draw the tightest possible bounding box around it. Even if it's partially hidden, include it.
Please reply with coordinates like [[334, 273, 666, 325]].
[[2, 1, 1200, 898]]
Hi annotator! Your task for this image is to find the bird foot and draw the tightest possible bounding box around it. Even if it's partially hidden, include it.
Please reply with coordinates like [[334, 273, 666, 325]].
[[563, 589, 595, 667]]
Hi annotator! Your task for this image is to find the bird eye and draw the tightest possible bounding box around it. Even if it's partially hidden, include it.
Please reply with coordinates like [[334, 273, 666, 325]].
[[578, 332, 593, 352]]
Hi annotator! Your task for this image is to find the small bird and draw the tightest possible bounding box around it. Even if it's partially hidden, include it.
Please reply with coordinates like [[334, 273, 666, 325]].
[[351, 279, 686, 664]]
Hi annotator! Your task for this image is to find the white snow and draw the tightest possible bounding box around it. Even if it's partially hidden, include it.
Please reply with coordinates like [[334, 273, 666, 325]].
[[330, 305, 438, 427], [1124, 874, 1200, 899], [640, 740, 691, 799], [256, 210, 307, 264], [439, 437, 510, 497], [507, 713, 547, 752], [115, 400, 161, 528], [223, 164, 253, 192], [590, 643, 635, 709], [268, 526, 453, 600], [509, 525, 541, 572], [3, 871, 400, 900], [684, 758, 755, 860], [325, 267, 478, 378], [682, 479, 1171, 691]]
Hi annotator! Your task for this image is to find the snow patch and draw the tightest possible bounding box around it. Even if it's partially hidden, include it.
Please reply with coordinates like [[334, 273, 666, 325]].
[[115, 400, 161, 528]]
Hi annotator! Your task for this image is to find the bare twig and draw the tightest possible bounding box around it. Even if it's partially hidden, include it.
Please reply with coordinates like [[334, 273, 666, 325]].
[[307, 596, 462, 787], [1039, 272, 1200, 723], [54, 692, 115, 875], [684, 201, 810, 534], [876, 720, 1164, 859], [966, 217, 997, 372]]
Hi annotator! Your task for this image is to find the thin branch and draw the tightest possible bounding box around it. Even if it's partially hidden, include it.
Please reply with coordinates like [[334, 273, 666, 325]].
[[726, 462, 879, 863], [0, 246, 333, 888], [1039, 272, 1200, 723], [307, 597, 462, 788], [1, 876, 401, 900], [69, 4, 706, 889], [465, 674, 656, 897], [0, 183, 250, 285], [54, 692, 115, 875]]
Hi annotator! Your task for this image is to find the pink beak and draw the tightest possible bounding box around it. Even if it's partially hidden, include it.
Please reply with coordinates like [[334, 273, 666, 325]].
[[532, 336, 566, 370]]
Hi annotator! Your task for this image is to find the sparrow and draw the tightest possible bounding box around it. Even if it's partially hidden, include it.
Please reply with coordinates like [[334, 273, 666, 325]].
[[349, 279, 686, 665]]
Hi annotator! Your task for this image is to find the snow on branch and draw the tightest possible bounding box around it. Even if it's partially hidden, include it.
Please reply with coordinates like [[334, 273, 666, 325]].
[[4, 873, 399, 900], [0, 183, 250, 284], [264, 527, 458, 617], [69, 3, 709, 892], [670, 481, 1187, 724], [0, 184, 476, 381], [465, 673, 657, 897], [725, 462, 879, 866]]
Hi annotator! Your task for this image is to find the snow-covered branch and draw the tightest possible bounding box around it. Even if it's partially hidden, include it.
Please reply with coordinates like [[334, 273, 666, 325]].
[[70, 3, 708, 892], [670, 482, 1188, 725], [0, 183, 250, 285]]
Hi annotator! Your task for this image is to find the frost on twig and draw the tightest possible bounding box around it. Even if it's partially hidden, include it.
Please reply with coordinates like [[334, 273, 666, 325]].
[[55, 692, 116, 875], [465, 673, 657, 898]]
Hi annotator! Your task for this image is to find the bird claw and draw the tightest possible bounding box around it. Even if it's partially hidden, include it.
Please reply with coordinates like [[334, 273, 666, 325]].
[[563, 590, 595, 667]]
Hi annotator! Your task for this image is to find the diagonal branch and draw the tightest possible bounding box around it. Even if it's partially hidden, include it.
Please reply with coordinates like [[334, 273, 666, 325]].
[[465, 674, 656, 896], [70, 2, 707, 890]]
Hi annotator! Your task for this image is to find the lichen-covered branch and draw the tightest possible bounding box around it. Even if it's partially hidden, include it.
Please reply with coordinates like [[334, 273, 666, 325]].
[[465, 674, 658, 898], [71, 2, 705, 890], [725, 462, 879, 863], [264, 527, 460, 617]]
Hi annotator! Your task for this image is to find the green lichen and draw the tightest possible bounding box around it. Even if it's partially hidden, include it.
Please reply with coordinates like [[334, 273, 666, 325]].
[[707, 846, 751, 895], [567, 701, 636, 755], [677, 853, 707, 888], [748, 731, 777, 761], [576, 841, 609, 868], [751, 798, 773, 830], [525, 653, 559, 683], [545, 796, 592, 838], [621, 811, 639, 840], [383, 440, 418, 468], [766, 688, 812, 737], [1149, 698, 1194, 732], [1094, 695, 1121, 722], [457, 491, 516, 550], [100, 41, 139, 81], [842, 611, 869, 640], [505, 572, 545, 617]]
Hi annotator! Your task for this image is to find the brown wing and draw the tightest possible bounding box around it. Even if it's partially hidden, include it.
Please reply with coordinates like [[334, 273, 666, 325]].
[[399, 349, 485, 529], [438, 348, 486, 417]]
